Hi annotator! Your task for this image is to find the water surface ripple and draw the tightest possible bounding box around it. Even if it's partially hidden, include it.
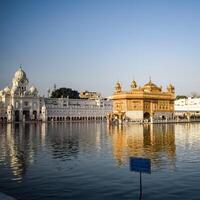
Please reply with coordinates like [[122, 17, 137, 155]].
[[0, 123, 200, 200]]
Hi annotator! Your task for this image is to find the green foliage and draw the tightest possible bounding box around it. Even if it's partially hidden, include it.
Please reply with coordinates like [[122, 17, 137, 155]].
[[175, 95, 187, 100], [51, 88, 80, 99]]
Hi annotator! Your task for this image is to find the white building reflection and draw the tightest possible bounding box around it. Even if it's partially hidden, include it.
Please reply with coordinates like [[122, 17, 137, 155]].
[[0, 123, 43, 181]]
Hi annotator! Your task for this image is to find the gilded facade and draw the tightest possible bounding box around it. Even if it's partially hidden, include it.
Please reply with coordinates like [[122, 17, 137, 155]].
[[110, 79, 175, 122]]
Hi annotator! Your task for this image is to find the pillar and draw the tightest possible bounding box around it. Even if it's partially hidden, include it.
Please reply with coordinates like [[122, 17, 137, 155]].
[[7, 105, 14, 122]]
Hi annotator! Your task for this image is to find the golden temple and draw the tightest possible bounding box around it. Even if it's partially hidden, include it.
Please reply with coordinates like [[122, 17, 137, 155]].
[[109, 79, 175, 123]]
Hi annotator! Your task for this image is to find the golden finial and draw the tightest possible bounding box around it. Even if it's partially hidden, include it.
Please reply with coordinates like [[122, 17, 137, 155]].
[[167, 83, 175, 93], [115, 81, 122, 93], [131, 79, 137, 90]]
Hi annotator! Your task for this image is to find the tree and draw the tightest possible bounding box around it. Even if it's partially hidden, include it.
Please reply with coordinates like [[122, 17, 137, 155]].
[[51, 87, 80, 99], [175, 95, 188, 100]]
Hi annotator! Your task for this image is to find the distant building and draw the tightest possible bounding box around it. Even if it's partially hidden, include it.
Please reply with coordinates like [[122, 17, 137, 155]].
[[0, 67, 112, 123], [109, 79, 175, 123], [42, 97, 112, 122], [175, 97, 200, 118], [79, 90, 101, 100], [175, 97, 200, 112]]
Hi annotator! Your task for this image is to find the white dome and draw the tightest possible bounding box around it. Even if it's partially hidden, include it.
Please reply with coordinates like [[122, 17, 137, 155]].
[[4, 86, 11, 94], [14, 66, 27, 81], [29, 86, 38, 95]]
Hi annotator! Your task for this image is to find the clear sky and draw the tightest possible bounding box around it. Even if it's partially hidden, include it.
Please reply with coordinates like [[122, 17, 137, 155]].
[[1, 0, 200, 97]]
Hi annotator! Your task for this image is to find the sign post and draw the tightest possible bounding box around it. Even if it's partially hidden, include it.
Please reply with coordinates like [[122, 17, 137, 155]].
[[129, 157, 151, 199], [140, 171, 142, 199]]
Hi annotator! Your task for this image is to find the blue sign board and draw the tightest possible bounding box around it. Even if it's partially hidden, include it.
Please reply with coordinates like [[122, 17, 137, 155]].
[[130, 157, 151, 174]]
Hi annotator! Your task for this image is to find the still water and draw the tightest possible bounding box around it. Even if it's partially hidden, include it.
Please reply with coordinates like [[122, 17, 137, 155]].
[[0, 122, 200, 200]]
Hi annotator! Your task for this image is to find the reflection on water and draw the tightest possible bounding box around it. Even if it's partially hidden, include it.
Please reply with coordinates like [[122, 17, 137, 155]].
[[108, 124, 176, 169], [1, 123, 200, 200], [0, 122, 107, 183], [0, 123, 176, 181], [0, 123, 41, 181], [47, 123, 79, 160]]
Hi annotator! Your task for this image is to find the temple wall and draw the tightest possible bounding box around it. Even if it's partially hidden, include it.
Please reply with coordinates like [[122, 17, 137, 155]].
[[153, 112, 173, 120], [125, 110, 143, 121]]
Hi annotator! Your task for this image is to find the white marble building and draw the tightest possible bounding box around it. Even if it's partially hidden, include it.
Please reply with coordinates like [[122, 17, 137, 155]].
[[41, 98, 112, 121], [175, 97, 200, 117], [0, 67, 40, 122], [0, 67, 112, 123]]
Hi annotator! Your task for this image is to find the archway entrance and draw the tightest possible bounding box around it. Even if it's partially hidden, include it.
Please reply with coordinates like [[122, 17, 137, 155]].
[[162, 115, 166, 120], [15, 110, 20, 122], [23, 110, 30, 121], [33, 111, 37, 120], [143, 112, 150, 121]]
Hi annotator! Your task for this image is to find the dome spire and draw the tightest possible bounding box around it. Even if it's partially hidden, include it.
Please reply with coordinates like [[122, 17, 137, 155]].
[[131, 79, 137, 91], [149, 76, 152, 83]]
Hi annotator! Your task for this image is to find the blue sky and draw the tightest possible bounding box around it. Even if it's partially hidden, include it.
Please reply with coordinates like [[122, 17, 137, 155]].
[[1, 0, 200, 97]]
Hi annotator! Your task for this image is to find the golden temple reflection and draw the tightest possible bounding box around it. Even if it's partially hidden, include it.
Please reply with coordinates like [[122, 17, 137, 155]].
[[108, 124, 176, 169]]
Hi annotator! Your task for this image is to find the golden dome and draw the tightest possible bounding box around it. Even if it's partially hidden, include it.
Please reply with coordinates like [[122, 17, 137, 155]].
[[131, 80, 137, 90], [115, 81, 122, 93], [142, 80, 161, 92], [167, 84, 175, 93], [168, 83, 174, 89]]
